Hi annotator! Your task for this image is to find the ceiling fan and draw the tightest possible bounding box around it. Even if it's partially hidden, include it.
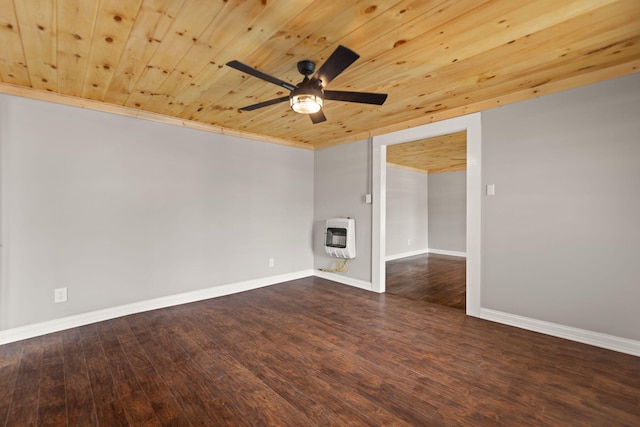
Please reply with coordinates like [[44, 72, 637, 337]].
[[226, 45, 388, 124]]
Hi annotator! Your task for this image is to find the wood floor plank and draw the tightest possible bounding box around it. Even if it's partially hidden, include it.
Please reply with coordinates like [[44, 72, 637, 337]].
[[12, 337, 43, 389], [5, 337, 43, 426], [37, 384, 67, 427], [62, 328, 98, 426], [1, 275, 639, 425], [37, 334, 67, 426], [0, 341, 23, 426], [39, 335, 64, 389], [78, 324, 130, 426]]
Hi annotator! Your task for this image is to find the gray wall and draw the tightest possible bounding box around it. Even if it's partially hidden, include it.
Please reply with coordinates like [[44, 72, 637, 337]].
[[428, 170, 466, 253], [385, 166, 466, 257], [314, 139, 371, 282], [385, 165, 428, 257], [0, 94, 314, 330], [482, 72, 640, 341], [3, 72, 639, 344]]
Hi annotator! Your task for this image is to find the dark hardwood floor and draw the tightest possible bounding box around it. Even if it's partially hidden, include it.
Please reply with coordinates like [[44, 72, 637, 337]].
[[1, 277, 639, 426], [387, 253, 466, 310]]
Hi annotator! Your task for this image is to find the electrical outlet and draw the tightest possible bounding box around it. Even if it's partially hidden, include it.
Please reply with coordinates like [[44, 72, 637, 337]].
[[269, 258, 275, 268], [54, 287, 67, 303]]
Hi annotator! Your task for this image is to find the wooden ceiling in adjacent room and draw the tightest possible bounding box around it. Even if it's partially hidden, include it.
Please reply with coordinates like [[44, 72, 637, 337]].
[[387, 131, 466, 174], [0, 0, 638, 150]]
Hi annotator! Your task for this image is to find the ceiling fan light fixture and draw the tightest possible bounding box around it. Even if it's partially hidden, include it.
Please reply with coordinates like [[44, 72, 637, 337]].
[[228, 45, 387, 123], [291, 94, 323, 114], [290, 87, 323, 114]]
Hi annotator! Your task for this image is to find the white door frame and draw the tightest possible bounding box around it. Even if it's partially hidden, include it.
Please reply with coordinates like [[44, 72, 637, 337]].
[[371, 113, 482, 317]]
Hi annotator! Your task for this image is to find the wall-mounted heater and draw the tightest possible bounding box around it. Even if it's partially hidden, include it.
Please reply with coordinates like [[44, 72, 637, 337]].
[[325, 218, 356, 259]]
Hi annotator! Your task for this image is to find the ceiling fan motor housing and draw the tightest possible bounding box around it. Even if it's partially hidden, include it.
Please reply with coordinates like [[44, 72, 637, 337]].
[[297, 60, 316, 76]]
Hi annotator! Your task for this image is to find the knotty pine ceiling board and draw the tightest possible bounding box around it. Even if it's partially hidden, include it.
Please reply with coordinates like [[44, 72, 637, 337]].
[[56, 0, 101, 97], [12, 0, 57, 92], [0, 0, 29, 85], [387, 131, 466, 174], [0, 0, 639, 151]]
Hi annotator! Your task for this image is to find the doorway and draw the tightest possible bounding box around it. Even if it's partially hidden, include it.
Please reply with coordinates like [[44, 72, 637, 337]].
[[371, 113, 481, 317], [384, 131, 467, 310]]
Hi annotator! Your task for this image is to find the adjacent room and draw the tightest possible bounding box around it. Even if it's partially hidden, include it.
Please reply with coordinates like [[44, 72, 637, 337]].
[[385, 132, 467, 310], [1, 1, 639, 425]]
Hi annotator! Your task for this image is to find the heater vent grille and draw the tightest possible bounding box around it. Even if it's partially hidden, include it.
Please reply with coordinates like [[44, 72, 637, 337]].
[[326, 228, 347, 248]]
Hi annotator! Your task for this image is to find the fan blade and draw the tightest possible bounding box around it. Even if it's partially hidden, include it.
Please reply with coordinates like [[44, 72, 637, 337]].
[[324, 90, 388, 105], [315, 45, 360, 87], [239, 96, 290, 111], [309, 110, 327, 124], [226, 60, 297, 91]]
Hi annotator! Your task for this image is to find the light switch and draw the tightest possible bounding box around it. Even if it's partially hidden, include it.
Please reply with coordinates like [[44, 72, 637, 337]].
[[486, 184, 495, 196]]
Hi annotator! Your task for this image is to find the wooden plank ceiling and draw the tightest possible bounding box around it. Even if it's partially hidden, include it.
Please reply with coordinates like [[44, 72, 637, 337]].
[[0, 0, 639, 152]]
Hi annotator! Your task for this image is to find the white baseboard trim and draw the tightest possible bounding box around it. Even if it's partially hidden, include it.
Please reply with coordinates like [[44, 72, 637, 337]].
[[385, 248, 429, 261], [480, 308, 640, 357], [428, 248, 467, 258], [313, 270, 373, 292], [0, 270, 315, 345], [385, 248, 467, 261]]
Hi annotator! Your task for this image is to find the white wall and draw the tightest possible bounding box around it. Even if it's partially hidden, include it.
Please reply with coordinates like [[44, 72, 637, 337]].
[[482, 72, 640, 341], [385, 165, 428, 258], [0, 94, 314, 330], [314, 139, 371, 283], [428, 170, 466, 253]]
